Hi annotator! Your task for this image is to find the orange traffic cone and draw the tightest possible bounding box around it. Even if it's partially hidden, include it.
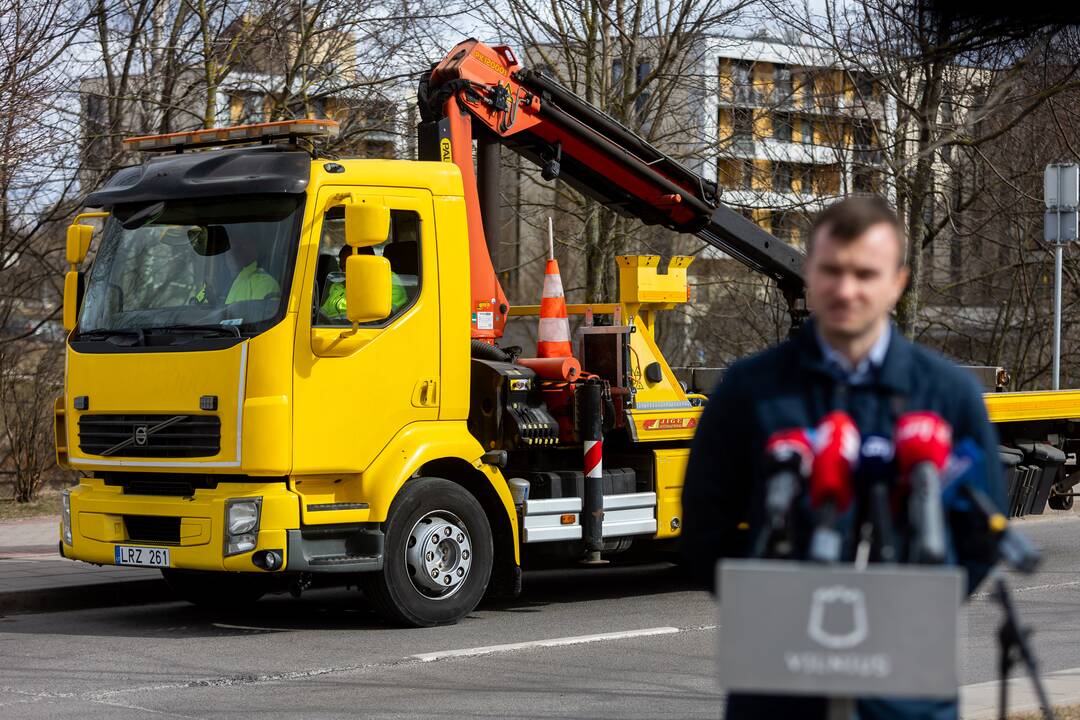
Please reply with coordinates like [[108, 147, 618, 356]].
[[537, 257, 573, 358]]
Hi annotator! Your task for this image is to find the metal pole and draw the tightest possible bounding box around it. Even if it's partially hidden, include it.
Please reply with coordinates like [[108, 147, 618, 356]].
[[580, 381, 606, 565], [1053, 235, 1063, 391]]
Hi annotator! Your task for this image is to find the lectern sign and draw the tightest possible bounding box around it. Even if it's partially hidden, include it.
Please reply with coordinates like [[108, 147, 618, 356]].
[[716, 560, 963, 699]]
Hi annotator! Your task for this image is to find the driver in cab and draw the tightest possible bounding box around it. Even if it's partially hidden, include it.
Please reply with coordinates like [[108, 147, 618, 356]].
[[225, 235, 279, 304]]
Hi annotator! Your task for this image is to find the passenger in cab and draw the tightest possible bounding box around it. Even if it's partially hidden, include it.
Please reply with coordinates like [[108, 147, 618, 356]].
[[320, 244, 407, 320]]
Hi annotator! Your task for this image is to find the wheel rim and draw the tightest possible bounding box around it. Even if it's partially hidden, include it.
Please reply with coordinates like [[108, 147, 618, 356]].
[[404, 510, 473, 600]]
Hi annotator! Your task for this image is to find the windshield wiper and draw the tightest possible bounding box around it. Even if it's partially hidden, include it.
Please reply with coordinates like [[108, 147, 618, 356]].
[[76, 328, 146, 345], [142, 324, 243, 339]]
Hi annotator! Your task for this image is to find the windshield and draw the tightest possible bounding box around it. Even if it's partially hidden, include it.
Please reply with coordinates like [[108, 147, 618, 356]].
[[78, 195, 303, 337]]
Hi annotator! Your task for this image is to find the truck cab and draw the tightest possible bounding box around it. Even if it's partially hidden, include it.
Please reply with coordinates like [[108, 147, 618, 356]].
[[59, 123, 530, 625]]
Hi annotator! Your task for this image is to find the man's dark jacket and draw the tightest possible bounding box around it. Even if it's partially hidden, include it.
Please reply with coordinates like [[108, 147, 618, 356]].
[[681, 320, 1004, 720]]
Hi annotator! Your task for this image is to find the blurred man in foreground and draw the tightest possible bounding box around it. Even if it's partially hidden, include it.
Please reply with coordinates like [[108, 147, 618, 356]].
[[681, 195, 1003, 719]]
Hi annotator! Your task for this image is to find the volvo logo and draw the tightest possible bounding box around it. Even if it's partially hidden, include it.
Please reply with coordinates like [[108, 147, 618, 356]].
[[100, 415, 186, 456]]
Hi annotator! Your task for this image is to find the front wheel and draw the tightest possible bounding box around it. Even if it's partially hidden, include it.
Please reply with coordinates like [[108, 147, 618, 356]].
[[362, 477, 493, 627]]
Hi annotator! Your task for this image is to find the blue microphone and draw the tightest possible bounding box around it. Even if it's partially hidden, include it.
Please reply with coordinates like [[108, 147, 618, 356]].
[[943, 439, 1040, 574]]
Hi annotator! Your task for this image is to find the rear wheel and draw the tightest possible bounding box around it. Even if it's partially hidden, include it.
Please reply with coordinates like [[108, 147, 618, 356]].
[[362, 477, 493, 627], [1048, 491, 1074, 511], [161, 569, 268, 609]]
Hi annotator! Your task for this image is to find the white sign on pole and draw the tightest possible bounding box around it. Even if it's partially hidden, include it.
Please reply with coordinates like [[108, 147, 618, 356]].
[[1045, 164, 1079, 210], [1045, 210, 1079, 243]]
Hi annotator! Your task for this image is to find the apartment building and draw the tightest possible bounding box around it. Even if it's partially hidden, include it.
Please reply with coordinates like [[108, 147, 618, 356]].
[[700, 36, 892, 249]]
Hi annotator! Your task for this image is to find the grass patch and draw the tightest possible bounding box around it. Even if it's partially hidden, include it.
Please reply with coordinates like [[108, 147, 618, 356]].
[[0, 489, 63, 521]]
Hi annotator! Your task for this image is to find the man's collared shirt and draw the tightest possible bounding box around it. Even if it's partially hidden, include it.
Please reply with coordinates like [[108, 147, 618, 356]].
[[815, 322, 891, 385]]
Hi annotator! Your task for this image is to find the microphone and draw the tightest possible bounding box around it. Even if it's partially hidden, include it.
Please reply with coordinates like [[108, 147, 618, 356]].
[[895, 411, 951, 564], [808, 411, 859, 563], [858, 436, 898, 563], [943, 439, 1041, 574], [752, 429, 814, 558]]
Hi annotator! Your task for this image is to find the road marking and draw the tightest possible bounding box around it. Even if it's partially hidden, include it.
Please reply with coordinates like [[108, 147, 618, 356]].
[[970, 579, 1080, 599], [411, 626, 682, 663], [84, 623, 715, 700]]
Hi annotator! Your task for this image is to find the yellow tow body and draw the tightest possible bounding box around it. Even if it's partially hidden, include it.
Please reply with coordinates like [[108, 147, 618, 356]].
[[984, 390, 1080, 424]]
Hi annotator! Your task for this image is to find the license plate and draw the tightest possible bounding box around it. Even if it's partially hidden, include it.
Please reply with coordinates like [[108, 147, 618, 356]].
[[114, 545, 171, 568]]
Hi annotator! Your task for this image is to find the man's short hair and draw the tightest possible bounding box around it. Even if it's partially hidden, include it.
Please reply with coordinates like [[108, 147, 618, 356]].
[[808, 195, 906, 265]]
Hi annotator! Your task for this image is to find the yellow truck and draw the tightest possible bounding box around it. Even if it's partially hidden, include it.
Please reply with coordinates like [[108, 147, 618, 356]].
[[56, 40, 1078, 626]]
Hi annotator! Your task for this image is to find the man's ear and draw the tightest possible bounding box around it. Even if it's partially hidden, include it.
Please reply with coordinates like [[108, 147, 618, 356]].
[[895, 265, 911, 300]]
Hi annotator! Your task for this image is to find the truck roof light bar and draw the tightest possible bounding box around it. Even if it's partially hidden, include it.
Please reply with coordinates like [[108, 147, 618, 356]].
[[123, 119, 340, 153]]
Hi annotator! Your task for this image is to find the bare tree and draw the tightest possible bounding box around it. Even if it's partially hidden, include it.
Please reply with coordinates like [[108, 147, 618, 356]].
[[769, 0, 1080, 339]]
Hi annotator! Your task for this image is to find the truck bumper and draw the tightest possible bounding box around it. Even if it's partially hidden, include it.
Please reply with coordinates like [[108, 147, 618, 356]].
[[62, 479, 300, 573]]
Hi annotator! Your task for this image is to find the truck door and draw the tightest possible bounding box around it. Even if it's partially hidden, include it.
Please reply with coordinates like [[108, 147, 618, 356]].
[[292, 188, 439, 475]]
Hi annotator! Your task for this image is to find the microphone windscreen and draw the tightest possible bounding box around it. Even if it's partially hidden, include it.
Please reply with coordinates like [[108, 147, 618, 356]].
[[810, 411, 859, 511], [895, 411, 952, 475], [764, 429, 814, 477]]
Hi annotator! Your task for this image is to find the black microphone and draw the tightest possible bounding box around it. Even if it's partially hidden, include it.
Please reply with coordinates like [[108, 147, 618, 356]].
[[895, 411, 951, 565], [858, 435, 898, 563], [752, 429, 814, 558]]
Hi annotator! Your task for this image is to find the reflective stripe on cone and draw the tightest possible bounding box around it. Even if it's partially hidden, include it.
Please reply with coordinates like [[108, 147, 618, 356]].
[[537, 258, 573, 358]]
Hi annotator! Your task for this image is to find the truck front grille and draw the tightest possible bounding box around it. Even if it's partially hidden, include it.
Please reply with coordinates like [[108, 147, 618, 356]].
[[78, 414, 221, 458], [124, 515, 181, 544]]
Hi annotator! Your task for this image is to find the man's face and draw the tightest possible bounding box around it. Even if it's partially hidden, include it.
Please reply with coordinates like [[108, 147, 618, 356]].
[[804, 222, 909, 340]]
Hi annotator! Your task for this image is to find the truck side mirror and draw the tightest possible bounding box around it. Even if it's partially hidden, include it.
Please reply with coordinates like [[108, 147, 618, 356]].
[[66, 224, 94, 265], [63, 270, 84, 332], [344, 201, 390, 248], [345, 253, 392, 324]]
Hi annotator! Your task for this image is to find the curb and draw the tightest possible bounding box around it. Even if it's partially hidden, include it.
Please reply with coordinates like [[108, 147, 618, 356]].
[[961, 666, 1080, 719], [0, 578, 170, 616]]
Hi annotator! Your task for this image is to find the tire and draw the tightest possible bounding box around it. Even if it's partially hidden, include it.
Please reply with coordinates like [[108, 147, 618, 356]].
[[362, 477, 493, 627], [1048, 492, 1074, 511], [161, 569, 267, 609]]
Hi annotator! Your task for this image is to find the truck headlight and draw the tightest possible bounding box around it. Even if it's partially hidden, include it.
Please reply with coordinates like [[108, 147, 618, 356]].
[[224, 498, 261, 556], [61, 489, 72, 545]]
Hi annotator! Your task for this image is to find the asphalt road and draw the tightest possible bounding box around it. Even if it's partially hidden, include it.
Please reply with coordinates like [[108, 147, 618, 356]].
[[1, 514, 1078, 719]]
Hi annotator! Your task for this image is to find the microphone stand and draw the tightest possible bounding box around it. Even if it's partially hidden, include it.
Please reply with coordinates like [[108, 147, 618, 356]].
[[994, 576, 1056, 720]]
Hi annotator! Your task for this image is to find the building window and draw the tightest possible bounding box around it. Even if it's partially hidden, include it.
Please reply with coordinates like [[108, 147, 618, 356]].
[[772, 163, 793, 193], [853, 71, 875, 99], [771, 212, 792, 241], [774, 65, 793, 104], [799, 118, 813, 144], [853, 122, 873, 149], [238, 94, 264, 124], [733, 107, 753, 150], [800, 165, 814, 195], [635, 59, 652, 117], [741, 160, 754, 190], [732, 61, 754, 103], [853, 166, 877, 193], [799, 73, 815, 109], [773, 113, 792, 143]]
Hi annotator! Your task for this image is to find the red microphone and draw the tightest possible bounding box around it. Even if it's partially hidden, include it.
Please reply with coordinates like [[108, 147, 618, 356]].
[[752, 429, 814, 558], [808, 412, 859, 562], [895, 411, 952, 564]]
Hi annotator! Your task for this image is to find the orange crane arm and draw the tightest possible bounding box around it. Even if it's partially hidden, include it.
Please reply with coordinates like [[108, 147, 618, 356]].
[[419, 39, 807, 340]]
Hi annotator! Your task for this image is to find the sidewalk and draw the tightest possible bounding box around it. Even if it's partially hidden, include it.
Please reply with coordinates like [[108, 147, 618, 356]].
[[962, 666, 1080, 718], [0, 514, 166, 615]]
